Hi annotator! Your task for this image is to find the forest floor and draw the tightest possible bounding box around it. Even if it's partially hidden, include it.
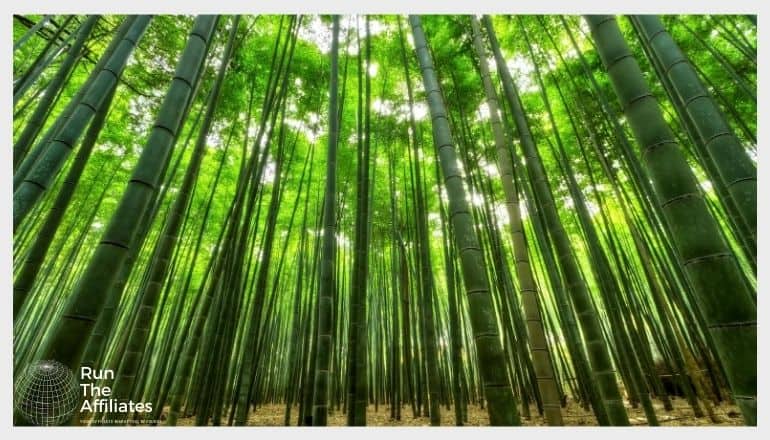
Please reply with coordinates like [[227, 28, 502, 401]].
[[172, 397, 745, 426]]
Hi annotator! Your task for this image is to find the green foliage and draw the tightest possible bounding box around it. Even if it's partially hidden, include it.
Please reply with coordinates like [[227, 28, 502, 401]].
[[12, 14, 756, 427]]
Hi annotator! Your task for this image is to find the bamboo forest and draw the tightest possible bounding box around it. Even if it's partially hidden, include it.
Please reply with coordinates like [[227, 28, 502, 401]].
[[11, 13, 757, 428]]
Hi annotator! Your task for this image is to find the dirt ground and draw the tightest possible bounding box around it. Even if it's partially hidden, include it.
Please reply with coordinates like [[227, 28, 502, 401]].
[[172, 397, 746, 426]]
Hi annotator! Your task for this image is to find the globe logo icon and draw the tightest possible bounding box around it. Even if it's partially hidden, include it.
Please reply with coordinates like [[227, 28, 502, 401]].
[[14, 360, 80, 426]]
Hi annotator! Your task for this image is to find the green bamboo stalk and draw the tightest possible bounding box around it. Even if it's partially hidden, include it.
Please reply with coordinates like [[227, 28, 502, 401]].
[[470, 15, 563, 426], [13, 16, 138, 192], [35, 14, 217, 376], [409, 15, 519, 426], [632, 15, 756, 256], [109, 16, 237, 416], [585, 15, 756, 425], [13, 16, 152, 231], [14, 15, 99, 167], [13, 79, 117, 319], [483, 15, 629, 426], [311, 15, 340, 426]]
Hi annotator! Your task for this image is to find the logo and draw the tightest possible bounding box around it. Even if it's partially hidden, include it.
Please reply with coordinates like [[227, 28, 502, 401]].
[[79, 367, 153, 418], [14, 360, 80, 426]]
